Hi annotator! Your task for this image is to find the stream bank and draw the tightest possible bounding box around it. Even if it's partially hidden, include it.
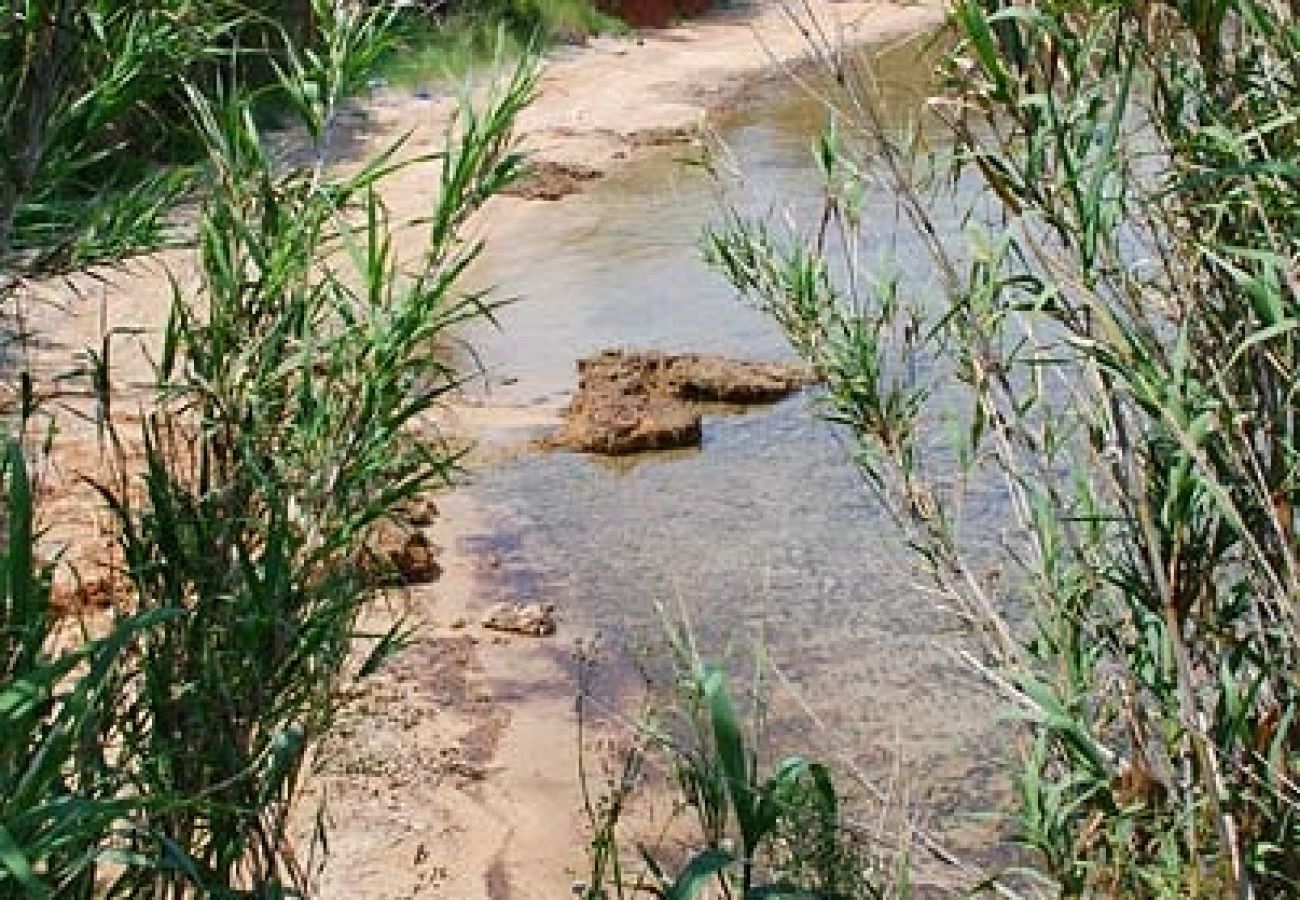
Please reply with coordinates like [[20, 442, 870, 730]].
[[22, 3, 960, 898]]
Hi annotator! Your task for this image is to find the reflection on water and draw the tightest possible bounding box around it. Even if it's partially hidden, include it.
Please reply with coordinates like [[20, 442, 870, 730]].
[[453, 36, 1008, 860]]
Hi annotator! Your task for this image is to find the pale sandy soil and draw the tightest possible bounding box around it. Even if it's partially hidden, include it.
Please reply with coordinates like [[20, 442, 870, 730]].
[[293, 490, 600, 900], [15, 2, 944, 897]]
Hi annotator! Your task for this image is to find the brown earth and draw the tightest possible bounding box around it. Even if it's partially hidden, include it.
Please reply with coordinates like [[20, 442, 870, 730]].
[[499, 160, 604, 201], [547, 349, 816, 454]]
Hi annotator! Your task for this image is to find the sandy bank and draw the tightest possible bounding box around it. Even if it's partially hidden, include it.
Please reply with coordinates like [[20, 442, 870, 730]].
[[350, 0, 945, 235]]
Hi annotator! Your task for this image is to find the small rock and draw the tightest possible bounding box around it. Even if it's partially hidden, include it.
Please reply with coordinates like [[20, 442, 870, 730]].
[[391, 532, 442, 584], [450, 617, 469, 630], [481, 601, 557, 637], [545, 350, 815, 455]]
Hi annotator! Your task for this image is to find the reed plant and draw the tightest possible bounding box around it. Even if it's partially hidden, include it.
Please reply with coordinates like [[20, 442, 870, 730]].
[[1, 439, 172, 900], [707, 1, 1300, 896], [0, 0, 220, 284], [0, 0, 396, 286], [578, 621, 898, 900], [93, 13, 534, 893]]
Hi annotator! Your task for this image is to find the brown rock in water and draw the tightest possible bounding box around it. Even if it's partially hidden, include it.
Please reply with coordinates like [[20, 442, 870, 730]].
[[481, 602, 557, 637], [663, 354, 814, 403], [558, 392, 703, 455], [546, 350, 814, 455]]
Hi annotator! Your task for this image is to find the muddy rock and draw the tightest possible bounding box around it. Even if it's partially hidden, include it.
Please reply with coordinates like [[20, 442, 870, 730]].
[[500, 160, 604, 201], [553, 392, 703, 455], [481, 602, 557, 637], [662, 354, 815, 403], [547, 350, 814, 455], [362, 522, 443, 586]]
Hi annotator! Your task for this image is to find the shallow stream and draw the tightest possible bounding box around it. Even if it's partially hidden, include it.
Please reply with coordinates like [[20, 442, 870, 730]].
[[452, 36, 1007, 856]]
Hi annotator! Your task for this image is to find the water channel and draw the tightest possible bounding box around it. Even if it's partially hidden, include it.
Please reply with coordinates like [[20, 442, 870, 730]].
[[452, 35, 1008, 858]]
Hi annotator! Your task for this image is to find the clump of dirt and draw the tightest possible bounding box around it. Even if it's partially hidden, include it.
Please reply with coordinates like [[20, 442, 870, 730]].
[[51, 570, 132, 617], [357, 501, 446, 587], [500, 160, 604, 201], [363, 527, 444, 587], [664, 353, 818, 403], [626, 124, 698, 148], [546, 349, 816, 455], [554, 392, 703, 455]]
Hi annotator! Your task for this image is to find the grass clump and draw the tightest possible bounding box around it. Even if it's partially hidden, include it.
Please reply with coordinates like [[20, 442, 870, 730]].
[[377, 0, 624, 87]]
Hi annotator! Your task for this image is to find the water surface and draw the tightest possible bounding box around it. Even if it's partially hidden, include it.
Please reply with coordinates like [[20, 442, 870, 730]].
[[453, 36, 1008, 859]]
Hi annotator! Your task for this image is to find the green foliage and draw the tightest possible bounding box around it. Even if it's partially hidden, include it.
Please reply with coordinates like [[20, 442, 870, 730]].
[[0, 0, 406, 284], [578, 626, 896, 900], [477, 0, 620, 40], [377, 0, 623, 86], [0, 439, 180, 898], [708, 2, 1300, 896], [1, 1, 537, 894], [0, 1, 226, 278]]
